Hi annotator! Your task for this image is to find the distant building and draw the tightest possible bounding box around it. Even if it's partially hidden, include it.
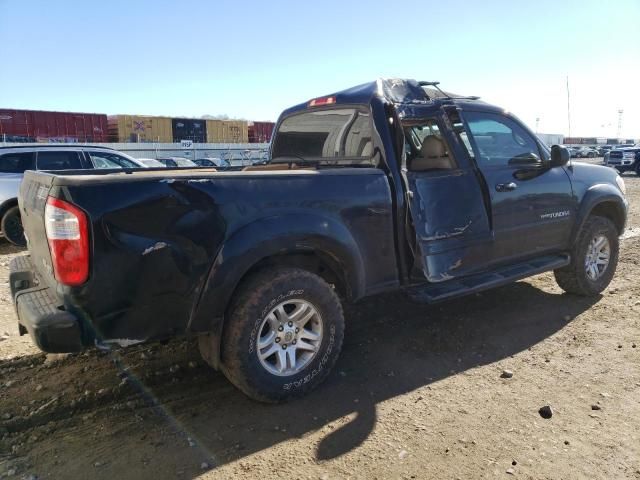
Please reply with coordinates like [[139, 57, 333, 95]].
[[537, 133, 564, 147]]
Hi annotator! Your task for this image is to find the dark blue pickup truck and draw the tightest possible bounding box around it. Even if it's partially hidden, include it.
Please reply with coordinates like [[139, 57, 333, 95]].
[[11, 79, 628, 402]]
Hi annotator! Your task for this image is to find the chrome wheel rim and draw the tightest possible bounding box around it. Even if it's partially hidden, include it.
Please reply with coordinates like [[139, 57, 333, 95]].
[[256, 299, 323, 377], [584, 234, 610, 281]]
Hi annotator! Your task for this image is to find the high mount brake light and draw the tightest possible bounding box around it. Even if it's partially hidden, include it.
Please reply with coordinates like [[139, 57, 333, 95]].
[[309, 96, 336, 107], [44, 196, 89, 286]]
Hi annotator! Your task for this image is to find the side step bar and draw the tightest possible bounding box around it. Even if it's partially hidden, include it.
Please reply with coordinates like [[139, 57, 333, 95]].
[[406, 254, 570, 304]]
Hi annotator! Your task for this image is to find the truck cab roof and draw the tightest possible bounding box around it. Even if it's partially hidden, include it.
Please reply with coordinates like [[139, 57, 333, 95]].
[[281, 78, 500, 119]]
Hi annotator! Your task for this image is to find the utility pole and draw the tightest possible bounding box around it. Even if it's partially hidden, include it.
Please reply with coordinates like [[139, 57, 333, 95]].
[[535, 117, 540, 134], [566, 76, 571, 138], [617, 109, 624, 139]]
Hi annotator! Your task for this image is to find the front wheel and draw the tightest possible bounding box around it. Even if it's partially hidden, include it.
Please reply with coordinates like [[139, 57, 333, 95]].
[[554, 216, 619, 296], [2, 206, 26, 246], [213, 267, 345, 403], [635, 162, 640, 176]]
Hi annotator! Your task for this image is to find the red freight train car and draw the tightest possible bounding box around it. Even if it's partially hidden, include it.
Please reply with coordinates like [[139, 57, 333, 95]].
[[0, 109, 108, 142], [248, 121, 275, 143]]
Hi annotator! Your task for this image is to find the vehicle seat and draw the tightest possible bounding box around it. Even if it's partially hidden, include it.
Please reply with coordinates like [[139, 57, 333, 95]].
[[360, 141, 373, 157], [410, 136, 454, 171]]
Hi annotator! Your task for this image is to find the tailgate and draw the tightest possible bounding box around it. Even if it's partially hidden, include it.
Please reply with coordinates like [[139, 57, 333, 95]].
[[18, 170, 58, 289]]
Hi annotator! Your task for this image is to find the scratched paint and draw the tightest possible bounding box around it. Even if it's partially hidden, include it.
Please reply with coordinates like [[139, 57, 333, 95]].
[[142, 242, 168, 256]]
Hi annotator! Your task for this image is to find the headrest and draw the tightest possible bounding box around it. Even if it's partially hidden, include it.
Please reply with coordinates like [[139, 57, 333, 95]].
[[421, 136, 447, 158]]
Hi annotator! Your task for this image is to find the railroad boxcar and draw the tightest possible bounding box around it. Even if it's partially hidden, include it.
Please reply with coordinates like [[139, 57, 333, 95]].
[[248, 121, 275, 143], [107, 115, 173, 143], [0, 109, 108, 142], [206, 119, 248, 143], [172, 118, 207, 143]]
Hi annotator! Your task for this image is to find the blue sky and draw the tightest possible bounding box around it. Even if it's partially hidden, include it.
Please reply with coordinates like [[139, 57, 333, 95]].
[[0, 0, 638, 137]]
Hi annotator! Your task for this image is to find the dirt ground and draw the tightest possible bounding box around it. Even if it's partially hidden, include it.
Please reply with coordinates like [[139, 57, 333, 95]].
[[1, 162, 639, 480]]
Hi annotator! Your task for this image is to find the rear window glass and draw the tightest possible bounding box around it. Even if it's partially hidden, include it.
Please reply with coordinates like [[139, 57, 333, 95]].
[[271, 108, 374, 164], [36, 151, 83, 170], [0, 152, 35, 173]]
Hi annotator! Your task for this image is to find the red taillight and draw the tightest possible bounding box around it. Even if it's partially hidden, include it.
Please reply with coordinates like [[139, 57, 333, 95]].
[[309, 96, 336, 107], [44, 196, 89, 286]]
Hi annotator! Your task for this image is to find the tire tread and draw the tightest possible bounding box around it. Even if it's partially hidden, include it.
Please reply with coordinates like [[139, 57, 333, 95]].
[[554, 215, 618, 296], [219, 267, 344, 403]]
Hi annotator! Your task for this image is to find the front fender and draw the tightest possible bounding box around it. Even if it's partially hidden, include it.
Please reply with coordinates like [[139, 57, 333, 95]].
[[571, 183, 627, 243], [188, 212, 365, 333]]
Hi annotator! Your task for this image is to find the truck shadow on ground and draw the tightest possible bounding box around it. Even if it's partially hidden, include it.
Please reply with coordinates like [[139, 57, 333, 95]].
[[1, 281, 599, 477], [190, 282, 598, 465]]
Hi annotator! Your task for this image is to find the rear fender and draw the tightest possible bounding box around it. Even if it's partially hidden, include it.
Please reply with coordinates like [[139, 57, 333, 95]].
[[188, 213, 365, 335]]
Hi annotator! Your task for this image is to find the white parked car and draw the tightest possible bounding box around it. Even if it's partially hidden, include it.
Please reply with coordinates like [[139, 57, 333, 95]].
[[0, 145, 147, 245]]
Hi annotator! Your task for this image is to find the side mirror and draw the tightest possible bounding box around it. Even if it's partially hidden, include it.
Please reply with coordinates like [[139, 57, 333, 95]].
[[550, 145, 570, 167]]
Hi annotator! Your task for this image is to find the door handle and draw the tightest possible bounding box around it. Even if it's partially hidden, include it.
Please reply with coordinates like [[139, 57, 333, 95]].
[[495, 182, 517, 192]]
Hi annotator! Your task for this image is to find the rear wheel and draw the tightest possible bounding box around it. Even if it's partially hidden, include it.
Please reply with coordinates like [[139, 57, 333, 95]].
[[2, 206, 26, 246], [554, 216, 618, 296], [635, 162, 640, 176], [210, 267, 345, 403]]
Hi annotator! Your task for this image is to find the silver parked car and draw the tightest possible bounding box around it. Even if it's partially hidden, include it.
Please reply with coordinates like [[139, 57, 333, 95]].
[[0, 145, 148, 245], [155, 157, 198, 167], [137, 158, 166, 167]]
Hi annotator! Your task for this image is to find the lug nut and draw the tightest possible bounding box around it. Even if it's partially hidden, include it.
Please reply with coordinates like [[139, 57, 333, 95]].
[[288, 321, 293, 327], [282, 345, 287, 350], [278, 325, 284, 331], [295, 328, 299, 333], [275, 337, 281, 343], [292, 340, 297, 345]]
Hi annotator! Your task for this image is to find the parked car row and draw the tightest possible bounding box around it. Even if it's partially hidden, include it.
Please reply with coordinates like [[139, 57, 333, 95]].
[[563, 146, 599, 158], [559, 144, 636, 160], [0, 145, 252, 246]]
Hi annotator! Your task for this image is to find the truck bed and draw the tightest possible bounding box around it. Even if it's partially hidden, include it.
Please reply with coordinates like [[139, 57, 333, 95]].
[[16, 166, 398, 349]]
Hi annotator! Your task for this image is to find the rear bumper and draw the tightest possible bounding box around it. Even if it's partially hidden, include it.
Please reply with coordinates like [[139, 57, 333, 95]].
[[9, 255, 84, 353]]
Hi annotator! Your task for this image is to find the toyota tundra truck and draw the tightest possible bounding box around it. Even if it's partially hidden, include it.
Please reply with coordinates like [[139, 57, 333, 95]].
[[10, 79, 628, 402]]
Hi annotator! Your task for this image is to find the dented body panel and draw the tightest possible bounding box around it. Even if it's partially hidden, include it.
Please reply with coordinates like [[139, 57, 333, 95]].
[[19, 168, 396, 346]]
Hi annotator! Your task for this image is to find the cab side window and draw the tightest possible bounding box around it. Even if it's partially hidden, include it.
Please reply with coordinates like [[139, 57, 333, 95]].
[[463, 112, 541, 167], [36, 151, 83, 170]]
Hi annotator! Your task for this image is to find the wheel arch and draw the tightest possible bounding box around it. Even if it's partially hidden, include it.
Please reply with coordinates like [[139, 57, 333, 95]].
[[571, 185, 627, 244], [190, 213, 365, 368]]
